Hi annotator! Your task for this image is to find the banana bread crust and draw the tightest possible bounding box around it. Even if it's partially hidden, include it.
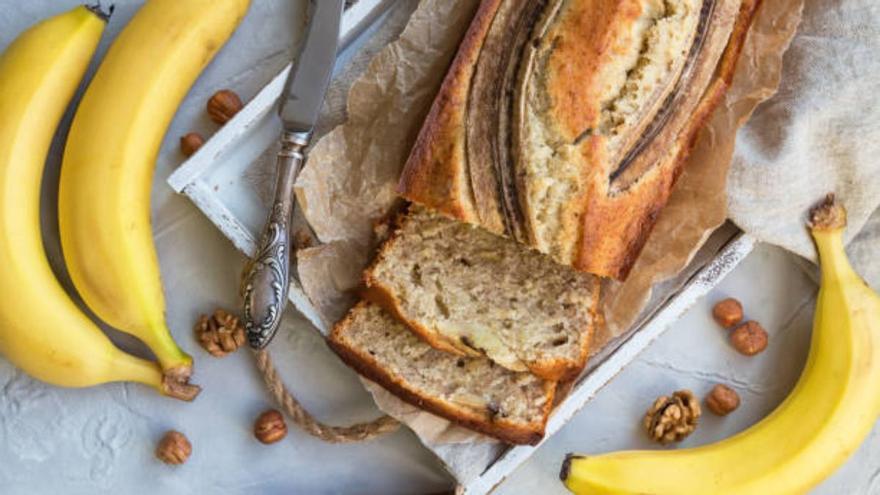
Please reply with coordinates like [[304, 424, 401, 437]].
[[398, 0, 761, 280], [396, 0, 505, 225]]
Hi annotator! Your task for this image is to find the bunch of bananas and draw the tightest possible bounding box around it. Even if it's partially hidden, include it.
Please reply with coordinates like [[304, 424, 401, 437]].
[[0, 1, 249, 399], [562, 195, 880, 494]]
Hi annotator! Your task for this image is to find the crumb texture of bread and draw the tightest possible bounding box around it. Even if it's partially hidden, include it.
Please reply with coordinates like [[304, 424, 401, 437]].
[[329, 302, 554, 445], [365, 208, 598, 381], [398, 0, 755, 280], [520, 0, 703, 261]]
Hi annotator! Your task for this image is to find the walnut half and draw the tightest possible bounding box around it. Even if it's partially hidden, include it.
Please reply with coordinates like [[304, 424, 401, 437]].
[[643, 390, 701, 444], [194, 309, 246, 358]]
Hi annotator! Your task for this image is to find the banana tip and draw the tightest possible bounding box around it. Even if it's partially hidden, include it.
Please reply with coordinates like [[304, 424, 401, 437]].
[[809, 193, 847, 232], [86, 3, 115, 22], [560, 453, 582, 482]]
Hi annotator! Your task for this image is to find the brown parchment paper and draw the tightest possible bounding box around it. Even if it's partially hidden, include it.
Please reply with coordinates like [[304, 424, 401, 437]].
[[291, 0, 804, 472]]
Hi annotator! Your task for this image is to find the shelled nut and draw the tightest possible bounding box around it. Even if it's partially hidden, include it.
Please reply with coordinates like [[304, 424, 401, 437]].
[[730, 321, 769, 356], [194, 308, 246, 358], [712, 298, 744, 328], [643, 390, 701, 444], [180, 132, 205, 157], [156, 430, 191, 465], [207, 89, 243, 125], [254, 409, 288, 445], [705, 384, 741, 416]]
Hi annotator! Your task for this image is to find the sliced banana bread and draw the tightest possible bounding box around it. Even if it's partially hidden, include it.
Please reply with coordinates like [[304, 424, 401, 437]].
[[329, 301, 555, 445], [364, 207, 600, 381]]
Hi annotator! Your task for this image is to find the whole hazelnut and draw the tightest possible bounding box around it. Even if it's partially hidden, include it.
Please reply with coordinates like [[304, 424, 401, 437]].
[[730, 321, 768, 356], [207, 89, 243, 125], [156, 430, 191, 465], [254, 409, 287, 445], [705, 384, 740, 416], [712, 298, 744, 328], [180, 132, 205, 157]]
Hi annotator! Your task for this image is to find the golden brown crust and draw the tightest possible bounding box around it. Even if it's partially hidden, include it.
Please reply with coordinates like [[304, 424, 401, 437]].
[[574, 0, 761, 279], [716, 0, 762, 87], [397, 0, 506, 225], [544, 0, 647, 141], [399, 0, 762, 280], [328, 302, 554, 445]]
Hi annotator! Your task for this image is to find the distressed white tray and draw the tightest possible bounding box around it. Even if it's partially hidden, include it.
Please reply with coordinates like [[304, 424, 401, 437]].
[[168, 1, 756, 492]]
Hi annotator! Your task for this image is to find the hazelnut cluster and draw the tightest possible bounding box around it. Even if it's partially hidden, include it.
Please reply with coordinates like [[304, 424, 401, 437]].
[[178, 89, 244, 158], [155, 409, 289, 465], [712, 297, 769, 356]]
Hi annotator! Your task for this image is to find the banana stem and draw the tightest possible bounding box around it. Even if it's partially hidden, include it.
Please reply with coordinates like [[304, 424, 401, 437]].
[[135, 322, 200, 400], [138, 322, 193, 373], [85, 3, 114, 22], [809, 194, 860, 285], [108, 352, 199, 400], [813, 231, 860, 286]]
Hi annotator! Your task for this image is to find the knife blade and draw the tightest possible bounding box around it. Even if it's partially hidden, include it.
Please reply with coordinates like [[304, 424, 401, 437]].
[[279, 0, 345, 132], [242, 0, 345, 349]]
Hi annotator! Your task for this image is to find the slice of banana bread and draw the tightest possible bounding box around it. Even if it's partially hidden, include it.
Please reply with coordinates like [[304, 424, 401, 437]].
[[329, 301, 555, 445], [364, 207, 600, 381]]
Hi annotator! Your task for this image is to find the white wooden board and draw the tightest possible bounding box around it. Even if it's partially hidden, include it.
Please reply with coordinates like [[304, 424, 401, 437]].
[[167, 1, 756, 492]]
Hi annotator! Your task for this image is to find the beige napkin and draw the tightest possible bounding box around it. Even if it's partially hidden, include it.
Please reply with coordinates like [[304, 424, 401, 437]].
[[728, 0, 880, 281]]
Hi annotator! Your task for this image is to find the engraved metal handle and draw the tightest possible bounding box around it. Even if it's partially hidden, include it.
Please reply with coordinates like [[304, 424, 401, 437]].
[[241, 131, 311, 349]]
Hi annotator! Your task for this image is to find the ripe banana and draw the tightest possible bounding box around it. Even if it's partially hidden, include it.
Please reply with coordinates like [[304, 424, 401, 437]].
[[59, 0, 250, 384], [561, 195, 880, 494], [0, 6, 195, 399]]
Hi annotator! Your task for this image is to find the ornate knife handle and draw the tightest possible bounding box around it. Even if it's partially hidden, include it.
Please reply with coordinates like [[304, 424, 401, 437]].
[[242, 131, 311, 349]]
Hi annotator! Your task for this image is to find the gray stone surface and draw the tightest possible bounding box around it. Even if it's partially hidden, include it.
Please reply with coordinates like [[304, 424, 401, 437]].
[[0, 2, 877, 494], [497, 244, 880, 495], [1, 2, 450, 494]]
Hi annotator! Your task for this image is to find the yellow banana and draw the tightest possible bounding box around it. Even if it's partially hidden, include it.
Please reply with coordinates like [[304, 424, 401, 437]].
[[59, 0, 250, 384], [561, 195, 880, 494], [0, 6, 195, 399]]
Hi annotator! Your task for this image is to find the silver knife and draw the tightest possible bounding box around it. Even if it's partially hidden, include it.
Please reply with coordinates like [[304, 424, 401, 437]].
[[241, 0, 345, 349]]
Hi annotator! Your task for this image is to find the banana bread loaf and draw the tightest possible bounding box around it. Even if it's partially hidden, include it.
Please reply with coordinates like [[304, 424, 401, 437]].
[[398, 0, 761, 280]]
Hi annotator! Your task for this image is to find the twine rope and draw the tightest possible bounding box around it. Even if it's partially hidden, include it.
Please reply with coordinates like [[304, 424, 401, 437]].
[[254, 349, 400, 443]]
